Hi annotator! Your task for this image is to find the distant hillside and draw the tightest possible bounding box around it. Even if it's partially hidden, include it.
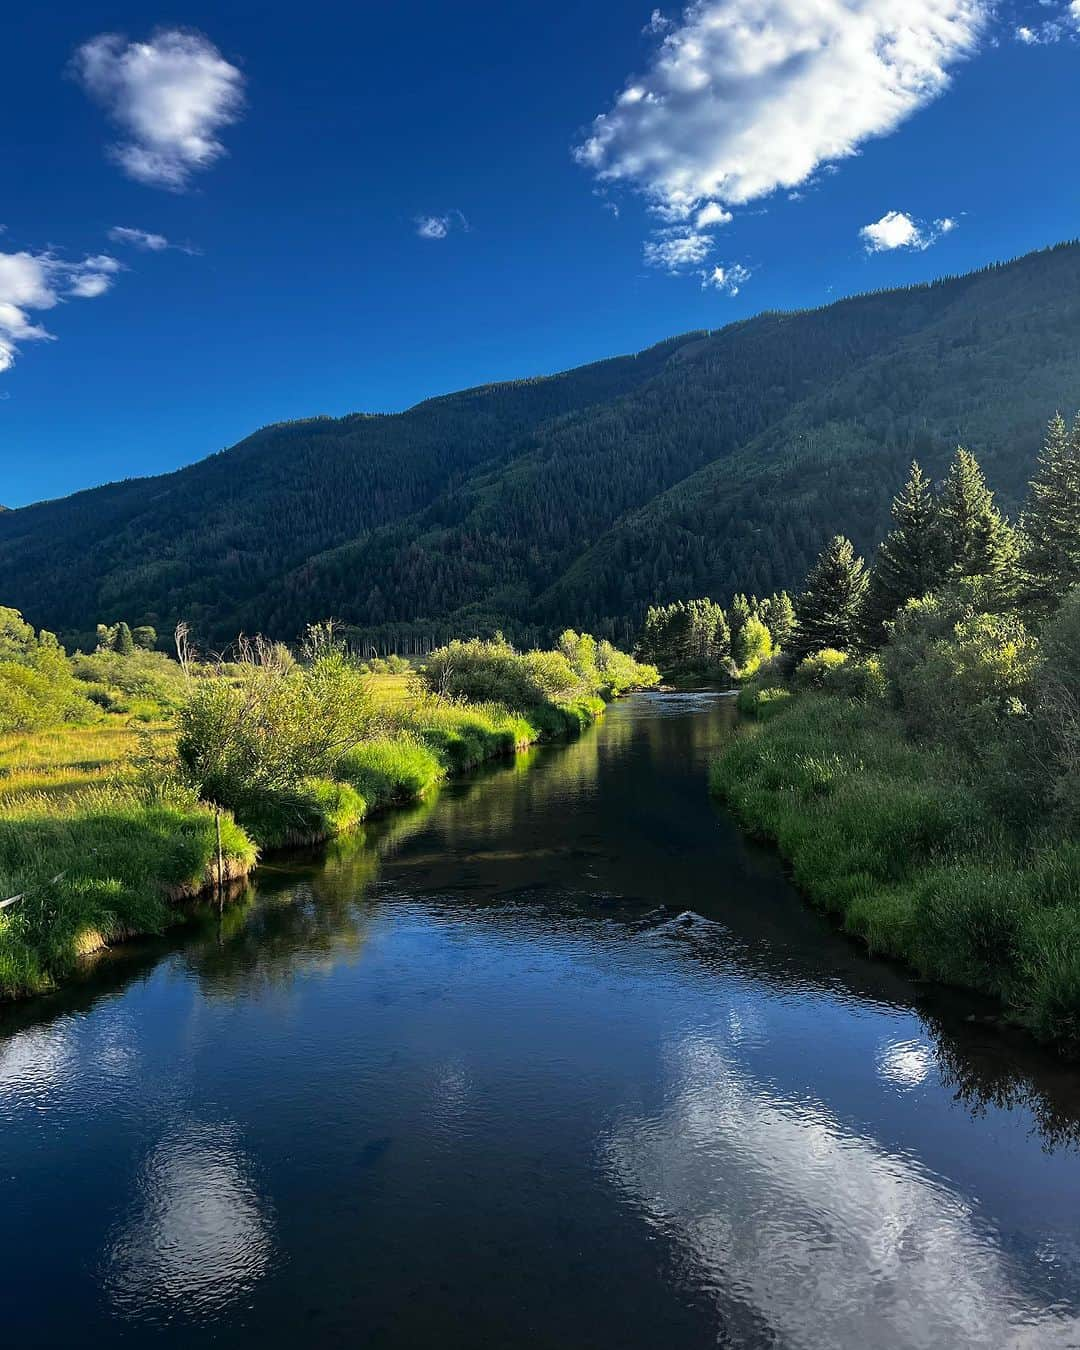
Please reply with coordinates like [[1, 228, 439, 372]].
[[3, 241, 1080, 647]]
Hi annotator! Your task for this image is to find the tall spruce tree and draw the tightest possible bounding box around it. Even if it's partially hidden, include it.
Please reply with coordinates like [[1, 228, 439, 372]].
[[863, 461, 946, 646], [791, 535, 869, 662], [938, 447, 1021, 605], [1021, 413, 1080, 614]]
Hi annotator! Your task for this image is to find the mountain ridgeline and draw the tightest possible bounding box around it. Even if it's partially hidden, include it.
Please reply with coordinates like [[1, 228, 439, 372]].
[[3, 241, 1080, 649]]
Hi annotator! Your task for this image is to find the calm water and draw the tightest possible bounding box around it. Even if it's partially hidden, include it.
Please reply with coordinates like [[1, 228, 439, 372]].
[[3, 693, 1080, 1349]]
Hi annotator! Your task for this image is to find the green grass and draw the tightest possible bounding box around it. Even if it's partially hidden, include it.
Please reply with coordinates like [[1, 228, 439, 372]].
[[0, 671, 612, 999], [712, 691, 1080, 1051], [0, 783, 256, 998]]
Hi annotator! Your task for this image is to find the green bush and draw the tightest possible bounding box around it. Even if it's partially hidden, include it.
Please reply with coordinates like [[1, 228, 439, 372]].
[[822, 655, 888, 703], [794, 648, 848, 689], [0, 607, 95, 732]]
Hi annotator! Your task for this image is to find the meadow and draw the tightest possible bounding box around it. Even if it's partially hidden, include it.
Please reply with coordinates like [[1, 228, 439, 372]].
[[0, 621, 657, 1000]]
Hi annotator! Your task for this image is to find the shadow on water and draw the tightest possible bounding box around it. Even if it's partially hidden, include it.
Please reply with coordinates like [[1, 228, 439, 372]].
[[4, 693, 1080, 1348]]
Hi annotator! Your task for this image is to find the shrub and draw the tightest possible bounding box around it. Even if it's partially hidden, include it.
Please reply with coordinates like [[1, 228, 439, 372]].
[[822, 655, 888, 703], [177, 637, 374, 834], [0, 608, 94, 732], [794, 648, 848, 689]]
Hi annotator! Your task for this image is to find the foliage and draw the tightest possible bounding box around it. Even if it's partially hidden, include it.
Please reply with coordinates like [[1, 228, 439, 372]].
[[1021, 413, 1080, 614], [794, 648, 849, 689], [938, 448, 1021, 606], [0, 606, 94, 733], [711, 692, 1080, 1050], [422, 632, 654, 707], [638, 599, 729, 681], [791, 536, 868, 662], [176, 634, 375, 838], [71, 647, 188, 718], [862, 461, 946, 644]]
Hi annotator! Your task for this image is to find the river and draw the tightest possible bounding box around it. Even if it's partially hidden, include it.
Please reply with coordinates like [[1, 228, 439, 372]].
[[3, 693, 1080, 1348]]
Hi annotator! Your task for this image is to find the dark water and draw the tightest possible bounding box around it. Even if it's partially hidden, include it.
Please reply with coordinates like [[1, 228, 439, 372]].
[[4, 694, 1080, 1349]]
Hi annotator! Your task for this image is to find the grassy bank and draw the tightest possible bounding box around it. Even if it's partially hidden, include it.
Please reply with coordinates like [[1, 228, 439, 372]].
[[1, 629, 655, 1000], [712, 690, 1080, 1051]]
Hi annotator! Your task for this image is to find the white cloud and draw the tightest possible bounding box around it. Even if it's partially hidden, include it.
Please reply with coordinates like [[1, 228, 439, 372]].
[[702, 261, 750, 294], [415, 210, 469, 240], [859, 209, 957, 251], [695, 201, 733, 228], [416, 215, 450, 240], [643, 228, 713, 271], [0, 249, 120, 373], [1013, 2, 1080, 42], [576, 0, 987, 221], [72, 30, 244, 191], [108, 225, 169, 251]]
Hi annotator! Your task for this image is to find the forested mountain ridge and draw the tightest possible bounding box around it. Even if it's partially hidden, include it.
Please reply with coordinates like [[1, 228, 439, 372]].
[[3, 241, 1080, 647]]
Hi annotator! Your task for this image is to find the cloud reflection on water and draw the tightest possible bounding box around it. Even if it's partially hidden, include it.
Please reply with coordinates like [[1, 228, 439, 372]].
[[604, 1034, 1080, 1349]]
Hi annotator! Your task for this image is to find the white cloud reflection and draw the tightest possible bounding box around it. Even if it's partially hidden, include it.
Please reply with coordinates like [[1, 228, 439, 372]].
[[603, 1034, 1080, 1348]]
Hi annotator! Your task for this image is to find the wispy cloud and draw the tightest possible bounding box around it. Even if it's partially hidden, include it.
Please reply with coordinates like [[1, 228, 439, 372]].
[[0, 249, 121, 373], [576, 0, 987, 270], [1013, 0, 1080, 43], [859, 209, 957, 252], [107, 225, 201, 255], [415, 210, 469, 240], [72, 30, 245, 191]]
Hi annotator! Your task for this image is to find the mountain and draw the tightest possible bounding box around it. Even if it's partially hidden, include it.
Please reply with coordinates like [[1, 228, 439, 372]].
[[3, 241, 1080, 649]]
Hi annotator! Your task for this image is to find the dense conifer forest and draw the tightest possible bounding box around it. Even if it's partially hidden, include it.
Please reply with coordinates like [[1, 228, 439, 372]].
[[2, 241, 1080, 649]]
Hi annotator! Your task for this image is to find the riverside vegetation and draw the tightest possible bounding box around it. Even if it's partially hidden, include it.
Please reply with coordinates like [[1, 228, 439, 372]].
[[0, 616, 657, 999], [697, 413, 1080, 1051]]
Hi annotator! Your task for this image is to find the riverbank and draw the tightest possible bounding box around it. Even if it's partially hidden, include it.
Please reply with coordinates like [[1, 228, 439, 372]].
[[711, 689, 1080, 1053], [0, 682, 613, 1001]]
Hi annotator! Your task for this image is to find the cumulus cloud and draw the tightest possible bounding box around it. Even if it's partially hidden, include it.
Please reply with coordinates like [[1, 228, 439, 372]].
[[0, 250, 120, 373], [643, 228, 714, 271], [859, 209, 957, 252], [72, 30, 244, 190], [576, 0, 988, 221], [695, 201, 733, 228], [702, 262, 751, 294]]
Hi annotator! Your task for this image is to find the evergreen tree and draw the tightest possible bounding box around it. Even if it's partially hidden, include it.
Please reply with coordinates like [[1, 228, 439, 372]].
[[114, 621, 135, 656], [863, 461, 946, 645], [1021, 413, 1080, 614], [759, 591, 795, 650], [791, 536, 869, 661], [938, 448, 1021, 605]]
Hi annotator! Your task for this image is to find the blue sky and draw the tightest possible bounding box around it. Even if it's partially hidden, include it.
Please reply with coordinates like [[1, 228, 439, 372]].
[[1, 0, 1077, 506]]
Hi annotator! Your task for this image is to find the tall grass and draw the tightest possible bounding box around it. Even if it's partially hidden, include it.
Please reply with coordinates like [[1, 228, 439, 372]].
[[0, 783, 255, 998], [713, 691, 1080, 1050]]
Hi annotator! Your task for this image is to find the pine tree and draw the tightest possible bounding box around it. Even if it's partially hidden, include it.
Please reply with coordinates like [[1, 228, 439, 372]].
[[791, 536, 869, 661], [1021, 413, 1080, 614], [863, 461, 946, 645], [937, 449, 1021, 606]]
